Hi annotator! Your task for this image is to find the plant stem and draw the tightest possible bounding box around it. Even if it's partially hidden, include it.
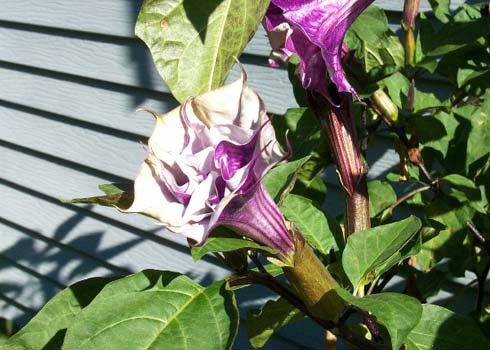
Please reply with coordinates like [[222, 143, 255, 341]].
[[345, 178, 371, 235], [283, 234, 345, 322], [305, 90, 371, 237], [227, 271, 386, 349]]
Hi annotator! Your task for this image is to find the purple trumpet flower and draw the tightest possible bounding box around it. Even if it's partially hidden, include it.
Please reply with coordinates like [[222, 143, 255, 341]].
[[125, 72, 294, 258], [264, 0, 373, 97]]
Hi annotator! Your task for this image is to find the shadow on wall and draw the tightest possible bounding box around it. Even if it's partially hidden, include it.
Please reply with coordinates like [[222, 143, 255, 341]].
[[0, 210, 138, 325]]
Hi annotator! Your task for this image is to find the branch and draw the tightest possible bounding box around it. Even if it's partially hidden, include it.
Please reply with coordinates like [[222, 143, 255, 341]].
[[226, 271, 386, 349], [387, 185, 431, 213], [468, 221, 490, 254]]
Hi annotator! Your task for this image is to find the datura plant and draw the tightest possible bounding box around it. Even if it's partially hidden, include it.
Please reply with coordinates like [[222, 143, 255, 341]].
[[6, 0, 490, 349]]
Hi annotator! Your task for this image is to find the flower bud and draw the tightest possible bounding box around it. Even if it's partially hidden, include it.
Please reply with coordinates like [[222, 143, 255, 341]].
[[372, 89, 399, 123], [402, 0, 420, 66]]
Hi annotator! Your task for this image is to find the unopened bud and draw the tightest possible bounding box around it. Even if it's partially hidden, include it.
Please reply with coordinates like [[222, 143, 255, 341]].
[[372, 89, 399, 123]]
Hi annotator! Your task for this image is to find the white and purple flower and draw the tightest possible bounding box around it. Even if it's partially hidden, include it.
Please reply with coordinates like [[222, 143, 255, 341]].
[[264, 0, 373, 97], [126, 73, 294, 257]]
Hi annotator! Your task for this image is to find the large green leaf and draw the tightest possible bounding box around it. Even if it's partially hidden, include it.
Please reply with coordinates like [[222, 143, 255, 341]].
[[342, 216, 422, 290], [5, 277, 114, 349], [247, 298, 303, 349], [336, 289, 422, 350], [280, 194, 343, 256], [135, 0, 270, 102], [190, 237, 276, 261], [406, 304, 489, 350], [63, 270, 238, 350]]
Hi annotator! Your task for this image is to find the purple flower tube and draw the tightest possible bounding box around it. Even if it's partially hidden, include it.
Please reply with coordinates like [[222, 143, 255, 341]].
[[264, 0, 373, 97]]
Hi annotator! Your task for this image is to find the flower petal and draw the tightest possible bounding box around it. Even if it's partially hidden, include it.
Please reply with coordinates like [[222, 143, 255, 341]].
[[148, 106, 187, 164], [267, 0, 373, 95]]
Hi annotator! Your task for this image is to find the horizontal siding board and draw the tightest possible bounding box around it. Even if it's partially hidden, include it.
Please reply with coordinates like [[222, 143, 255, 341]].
[[0, 1, 462, 39], [0, 144, 231, 279], [0, 25, 296, 114], [0, 263, 60, 312], [0, 66, 168, 137], [0, 104, 146, 180], [0, 181, 229, 284]]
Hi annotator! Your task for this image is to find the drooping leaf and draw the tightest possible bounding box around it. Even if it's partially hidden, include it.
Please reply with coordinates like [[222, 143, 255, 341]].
[[191, 237, 276, 261], [342, 216, 422, 290], [263, 156, 311, 202], [336, 289, 422, 350], [61, 191, 134, 211], [368, 180, 397, 218], [247, 298, 303, 349], [5, 277, 115, 349], [405, 304, 489, 350], [135, 0, 270, 102], [63, 270, 239, 350], [280, 194, 343, 256]]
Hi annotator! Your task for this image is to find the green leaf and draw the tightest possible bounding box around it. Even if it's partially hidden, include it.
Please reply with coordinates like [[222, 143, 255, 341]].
[[347, 5, 404, 71], [5, 277, 114, 349], [442, 174, 486, 213], [342, 216, 422, 290], [418, 196, 474, 274], [418, 111, 458, 161], [263, 156, 311, 201], [272, 108, 326, 159], [336, 289, 422, 350], [98, 182, 132, 195], [368, 180, 397, 217], [63, 270, 239, 350], [422, 17, 490, 57], [247, 298, 303, 349], [428, 0, 450, 23], [135, 0, 270, 102], [406, 304, 489, 350], [380, 73, 445, 112], [61, 191, 134, 210], [280, 194, 343, 256], [454, 100, 490, 171], [190, 237, 276, 261]]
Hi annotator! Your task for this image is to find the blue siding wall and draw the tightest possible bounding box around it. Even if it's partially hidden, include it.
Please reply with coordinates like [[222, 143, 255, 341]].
[[0, 1, 467, 348]]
